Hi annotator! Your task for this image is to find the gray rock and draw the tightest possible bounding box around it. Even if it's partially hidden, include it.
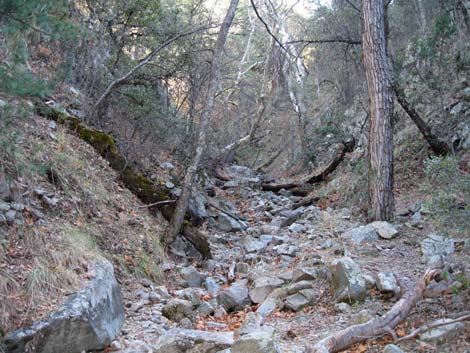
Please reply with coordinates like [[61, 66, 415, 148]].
[[4, 260, 124, 353], [244, 239, 267, 253], [284, 293, 309, 312], [292, 268, 317, 283], [259, 225, 280, 234], [48, 121, 57, 130], [214, 306, 227, 318], [0, 201, 10, 212], [279, 209, 303, 227], [273, 244, 297, 257], [376, 272, 399, 296], [237, 312, 263, 336], [149, 292, 161, 303], [334, 302, 352, 313], [0, 213, 6, 224], [223, 180, 240, 189], [420, 318, 465, 343], [421, 234, 454, 265], [165, 181, 175, 189], [298, 289, 316, 303], [256, 298, 277, 319], [370, 221, 399, 239], [231, 328, 281, 353], [259, 234, 273, 245], [342, 224, 379, 245], [249, 277, 284, 304], [225, 165, 254, 179], [196, 301, 214, 317], [235, 262, 249, 274], [5, 210, 16, 223], [11, 203, 24, 212], [180, 266, 204, 288], [42, 195, 59, 207], [33, 188, 46, 197], [161, 162, 175, 171], [217, 280, 250, 311], [0, 179, 12, 201], [206, 277, 221, 297], [330, 257, 368, 303], [153, 329, 234, 353], [383, 344, 405, 353], [217, 213, 247, 233], [162, 299, 193, 322], [288, 223, 303, 233], [120, 340, 153, 353], [175, 288, 204, 307], [179, 318, 193, 329], [188, 193, 208, 221]]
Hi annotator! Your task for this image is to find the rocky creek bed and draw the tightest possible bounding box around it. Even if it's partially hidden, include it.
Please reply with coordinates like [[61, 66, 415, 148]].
[[3, 165, 469, 353]]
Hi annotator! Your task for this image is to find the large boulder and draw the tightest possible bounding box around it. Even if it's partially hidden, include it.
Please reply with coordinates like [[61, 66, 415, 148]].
[[249, 277, 284, 304], [3, 260, 124, 353], [330, 257, 368, 303], [179, 266, 204, 288], [217, 280, 250, 311], [216, 213, 247, 233], [224, 165, 260, 184], [162, 299, 194, 322], [421, 234, 454, 265], [153, 329, 234, 353], [188, 192, 208, 223], [341, 225, 379, 245], [370, 221, 399, 239]]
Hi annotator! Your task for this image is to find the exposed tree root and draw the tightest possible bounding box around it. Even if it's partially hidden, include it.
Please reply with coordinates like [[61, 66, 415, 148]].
[[35, 101, 212, 259], [306, 270, 440, 353], [261, 139, 355, 193]]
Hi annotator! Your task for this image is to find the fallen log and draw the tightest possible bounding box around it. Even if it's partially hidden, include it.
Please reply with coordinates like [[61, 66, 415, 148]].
[[35, 101, 212, 259], [306, 270, 439, 353], [261, 139, 354, 193]]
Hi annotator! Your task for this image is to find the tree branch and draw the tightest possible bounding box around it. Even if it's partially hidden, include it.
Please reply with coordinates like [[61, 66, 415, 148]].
[[286, 38, 362, 46], [93, 25, 213, 113], [249, 0, 292, 56]]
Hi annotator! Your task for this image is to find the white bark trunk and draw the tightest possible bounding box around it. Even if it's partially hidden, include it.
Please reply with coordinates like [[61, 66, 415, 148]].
[[166, 0, 240, 243]]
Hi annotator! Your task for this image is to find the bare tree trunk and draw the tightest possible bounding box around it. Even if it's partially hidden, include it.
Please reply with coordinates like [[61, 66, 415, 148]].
[[393, 84, 450, 155], [363, 0, 395, 221], [218, 34, 275, 160], [267, 1, 308, 158], [166, 0, 240, 244]]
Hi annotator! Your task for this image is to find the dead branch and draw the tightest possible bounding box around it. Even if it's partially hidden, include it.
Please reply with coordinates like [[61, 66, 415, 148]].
[[93, 26, 211, 113], [261, 139, 355, 192], [397, 314, 470, 343], [306, 270, 441, 353]]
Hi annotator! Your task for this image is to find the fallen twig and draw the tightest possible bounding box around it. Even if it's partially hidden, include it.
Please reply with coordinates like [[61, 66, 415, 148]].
[[137, 200, 176, 208]]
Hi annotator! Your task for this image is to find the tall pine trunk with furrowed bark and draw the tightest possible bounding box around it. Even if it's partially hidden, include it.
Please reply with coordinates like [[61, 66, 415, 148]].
[[363, 0, 395, 221]]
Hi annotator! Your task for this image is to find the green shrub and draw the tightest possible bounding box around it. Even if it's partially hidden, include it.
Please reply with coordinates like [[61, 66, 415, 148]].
[[422, 156, 470, 236]]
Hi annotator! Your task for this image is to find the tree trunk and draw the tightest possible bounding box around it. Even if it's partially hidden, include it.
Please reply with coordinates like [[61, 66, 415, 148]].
[[166, 0, 240, 244], [363, 0, 395, 221], [271, 5, 308, 158], [393, 84, 450, 156]]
